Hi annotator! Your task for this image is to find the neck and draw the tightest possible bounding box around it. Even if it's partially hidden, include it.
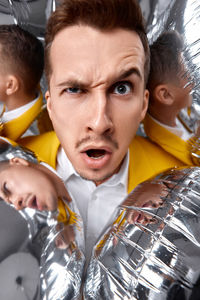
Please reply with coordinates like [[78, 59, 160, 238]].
[[5, 90, 37, 111], [148, 105, 178, 127]]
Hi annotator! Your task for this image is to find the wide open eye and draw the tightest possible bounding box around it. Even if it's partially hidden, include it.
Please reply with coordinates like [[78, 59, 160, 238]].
[[113, 81, 132, 95]]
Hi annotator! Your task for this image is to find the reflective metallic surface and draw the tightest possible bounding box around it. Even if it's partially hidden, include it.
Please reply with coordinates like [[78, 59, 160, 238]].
[[189, 136, 200, 165], [85, 167, 200, 299], [0, 140, 85, 300], [0, 0, 58, 39], [1, 195, 85, 300], [0, 137, 37, 162], [19, 198, 85, 300]]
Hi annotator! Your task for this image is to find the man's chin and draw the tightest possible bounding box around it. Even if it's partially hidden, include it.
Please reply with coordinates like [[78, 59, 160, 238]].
[[78, 169, 114, 186]]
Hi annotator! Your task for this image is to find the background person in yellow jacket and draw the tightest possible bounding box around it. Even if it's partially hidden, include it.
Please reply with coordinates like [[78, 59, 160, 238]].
[[19, 0, 187, 260], [143, 30, 195, 165], [0, 24, 53, 141]]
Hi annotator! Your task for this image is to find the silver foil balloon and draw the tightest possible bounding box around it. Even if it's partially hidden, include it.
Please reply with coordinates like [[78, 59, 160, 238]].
[[188, 135, 200, 165], [0, 137, 38, 163], [0, 139, 85, 300], [0, 0, 58, 39], [19, 200, 85, 300], [85, 166, 200, 299]]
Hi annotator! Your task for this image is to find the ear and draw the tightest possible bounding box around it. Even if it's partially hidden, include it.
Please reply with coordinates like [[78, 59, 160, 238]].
[[9, 157, 29, 166], [6, 75, 19, 96], [154, 84, 174, 106], [45, 90, 52, 120], [140, 89, 149, 121]]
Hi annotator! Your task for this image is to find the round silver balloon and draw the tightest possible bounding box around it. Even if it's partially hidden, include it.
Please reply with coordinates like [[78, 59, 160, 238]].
[[0, 139, 85, 300], [85, 166, 200, 299]]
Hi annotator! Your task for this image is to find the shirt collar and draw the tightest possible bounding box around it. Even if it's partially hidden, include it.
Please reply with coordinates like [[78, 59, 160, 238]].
[[56, 147, 129, 190], [2, 92, 40, 123], [101, 152, 129, 190], [149, 113, 193, 141], [57, 147, 77, 182]]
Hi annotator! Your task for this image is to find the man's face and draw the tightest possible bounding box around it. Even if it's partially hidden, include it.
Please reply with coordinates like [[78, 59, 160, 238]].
[[46, 25, 149, 185]]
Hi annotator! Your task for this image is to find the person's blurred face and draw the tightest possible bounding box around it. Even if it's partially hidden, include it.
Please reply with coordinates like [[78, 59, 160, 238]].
[[46, 25, 149, 185], [0, 159, 58, 211]]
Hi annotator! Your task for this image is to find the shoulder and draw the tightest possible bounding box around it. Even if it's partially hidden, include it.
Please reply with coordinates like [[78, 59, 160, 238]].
[[20, 130, 58, 144], [128, 135, 186, 192], [18, 131, 60, 168], [143, 115, 194, 165], [130, 135, 185, 163], [131, 135, 168, 152]]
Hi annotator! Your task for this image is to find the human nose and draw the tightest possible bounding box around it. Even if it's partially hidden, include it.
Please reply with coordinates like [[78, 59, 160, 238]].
[[86, 92, 113, 135], [12, 194, 24, 210]]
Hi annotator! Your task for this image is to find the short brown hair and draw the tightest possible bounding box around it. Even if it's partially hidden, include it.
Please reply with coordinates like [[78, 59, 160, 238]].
[[0, 25, 44, 94], [45, 0, 150, 85], [147, 30, 184, 101]]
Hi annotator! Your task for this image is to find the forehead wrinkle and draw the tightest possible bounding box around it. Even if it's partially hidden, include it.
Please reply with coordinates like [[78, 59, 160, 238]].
[[52, 45, 145, 90], [51, 30, 145, 89], [54, 66, 143, 91], [89, 52, 145, 88], [51, 26, 145, 69], [52, 68, 89, 88], [90, 63, 143, 87]]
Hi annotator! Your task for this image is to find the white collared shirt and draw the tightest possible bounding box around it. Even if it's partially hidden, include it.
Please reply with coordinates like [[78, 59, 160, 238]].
[[57, 147, 129, 260], [150, 114, 193, 141], [1, 94, 39, 123]]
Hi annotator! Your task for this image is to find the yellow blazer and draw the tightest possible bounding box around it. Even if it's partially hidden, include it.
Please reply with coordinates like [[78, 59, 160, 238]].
[[143, 113, 194, 166], [0, 91, 53, 141], [19, 131, 186, 193]]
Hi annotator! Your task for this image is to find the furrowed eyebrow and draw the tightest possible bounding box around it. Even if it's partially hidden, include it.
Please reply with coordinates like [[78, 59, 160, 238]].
[[56, 80, 87, 89], [56, 67, 142, 89], [115, 68, 142, 82]]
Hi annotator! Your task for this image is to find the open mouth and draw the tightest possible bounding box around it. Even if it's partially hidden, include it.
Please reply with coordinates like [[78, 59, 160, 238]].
[[81, 147, 112, 169], [86, 149, 106, 159]]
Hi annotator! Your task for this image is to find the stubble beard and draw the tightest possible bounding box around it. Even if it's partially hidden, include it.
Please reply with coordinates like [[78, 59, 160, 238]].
[[77, 168, 115, 186]]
